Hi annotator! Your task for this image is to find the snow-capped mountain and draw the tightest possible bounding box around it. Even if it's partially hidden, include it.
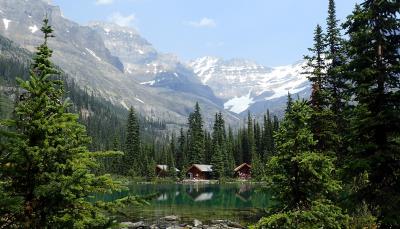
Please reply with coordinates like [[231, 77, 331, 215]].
[[0, 0, 311, 126], [0, 0, 233, 127], [189, 57, 311, 115], [89, 22, 221, 106]]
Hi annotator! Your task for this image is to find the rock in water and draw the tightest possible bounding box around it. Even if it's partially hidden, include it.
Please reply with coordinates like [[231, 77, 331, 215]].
[[120, 221, 147, 228], [193, 219, 202, 227], [161, 215, 180, 221]]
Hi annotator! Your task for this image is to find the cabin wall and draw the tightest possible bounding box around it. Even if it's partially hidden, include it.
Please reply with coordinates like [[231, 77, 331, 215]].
[[187, 167, 211, 180], [235, 166, 251, 179]]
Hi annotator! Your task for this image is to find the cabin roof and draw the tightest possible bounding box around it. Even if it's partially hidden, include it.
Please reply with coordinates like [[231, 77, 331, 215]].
[[156, 164, 180, 172], [190, 164, 213, 172], [234, 163, 251, 172]]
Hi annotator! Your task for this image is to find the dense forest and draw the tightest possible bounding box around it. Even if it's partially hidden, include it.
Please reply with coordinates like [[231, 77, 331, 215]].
[[1, 0, 399, 228]]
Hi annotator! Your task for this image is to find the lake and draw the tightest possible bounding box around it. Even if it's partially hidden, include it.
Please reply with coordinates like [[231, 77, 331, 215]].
[[97, 183, 273, 226]]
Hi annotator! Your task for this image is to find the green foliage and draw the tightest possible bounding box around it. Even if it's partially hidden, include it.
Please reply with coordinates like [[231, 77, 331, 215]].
[[187, 102, 205, 165], [257, 100, 347, 228], [122, 106, 141, 176], [252, 200, 349, 229], [343, 0, 400, 226], [167, 136, 177, 178], [0, 18, 138, 228], [250, 152, 264, 181], [211, 112, 227, 178], [304, 24, 328, 110]]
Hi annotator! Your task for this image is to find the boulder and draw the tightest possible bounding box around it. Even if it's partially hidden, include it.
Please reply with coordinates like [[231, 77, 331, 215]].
[[120, 221, 148, 229], [193, 219, 202, 227], [161, 215, 180, 221]]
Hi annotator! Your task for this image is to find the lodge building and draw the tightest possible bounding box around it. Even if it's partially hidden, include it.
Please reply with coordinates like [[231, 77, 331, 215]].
[[184, 163, 252, 180]]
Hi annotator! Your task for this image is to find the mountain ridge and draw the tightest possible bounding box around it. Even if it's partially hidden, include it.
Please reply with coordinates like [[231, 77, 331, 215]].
[[188, 56, 311, 115], [0, 0, 310, 126]]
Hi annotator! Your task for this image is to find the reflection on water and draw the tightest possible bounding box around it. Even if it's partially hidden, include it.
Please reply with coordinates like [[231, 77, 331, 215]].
[[193, 192, 213, 202], [157, 193, 168, 201], [96, 183, 272, 225]]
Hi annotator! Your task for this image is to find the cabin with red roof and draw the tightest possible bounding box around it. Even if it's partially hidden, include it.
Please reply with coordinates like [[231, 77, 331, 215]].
[[234, 163, 251, 179], [186, 164, 213, 180]]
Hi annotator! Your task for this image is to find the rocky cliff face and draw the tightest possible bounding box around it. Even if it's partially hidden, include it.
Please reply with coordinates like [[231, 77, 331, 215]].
[[0, 0, 311, 125], [0, 0, 235, 127]]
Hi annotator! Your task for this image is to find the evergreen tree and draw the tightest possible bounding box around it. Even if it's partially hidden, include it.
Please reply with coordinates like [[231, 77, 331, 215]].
[[123, 106, 140, 176], [262, 111, 275, 160], [304, 24, 328, 110], [0, 19, 122, 228], [176, 128, 186, 171], [251, 151, 264, 181], [285, 92, 293, 114], [325, 0, 347, 120], [204, 131, 213, 164], [211, 113, 226, 179], [167, 134, 177, 178], [246, 111, 256, 164], [344, 1, 400, 226], [254, 100, 348, 228], [187, 102, 205, 164], [304, 24, 338, 153]]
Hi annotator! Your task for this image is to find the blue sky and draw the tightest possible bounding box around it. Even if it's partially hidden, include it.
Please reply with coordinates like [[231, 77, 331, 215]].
[[52, 0, 361, 67]]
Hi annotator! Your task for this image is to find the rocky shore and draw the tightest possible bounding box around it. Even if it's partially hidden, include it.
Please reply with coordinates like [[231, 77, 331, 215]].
[[120, 215, 247, 229]]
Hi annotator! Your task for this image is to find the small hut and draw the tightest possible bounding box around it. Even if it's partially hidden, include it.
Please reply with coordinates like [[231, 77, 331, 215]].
[[234, 163, 251, 179], [156, 164, 179, 177], [186, 164, 213, 180]]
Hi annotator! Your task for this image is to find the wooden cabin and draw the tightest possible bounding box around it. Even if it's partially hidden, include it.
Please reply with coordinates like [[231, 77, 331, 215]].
[[186, 164, 213, 180], [156, 164, 180, 177], [234, 163, 251, 179]]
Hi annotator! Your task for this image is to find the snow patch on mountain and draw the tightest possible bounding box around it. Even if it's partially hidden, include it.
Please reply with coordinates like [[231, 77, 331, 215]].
[[29, 25, 38, 33], [257, 63, 309, 100], [120, 100, 129, 110], [3, 18, 11, 30], [140, 80, 155, 86], [224, 90, 254, 114], [85, 48, 102, 61], [190, 57, 310, 114], [135, 97, 145, 104], [190, 56, 219, 84]]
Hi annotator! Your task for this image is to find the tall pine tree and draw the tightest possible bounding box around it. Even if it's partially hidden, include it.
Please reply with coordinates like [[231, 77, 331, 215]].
[[254, 100, 347, 228], [187, 102, 205, 164], [0, 18, 122, 228], [122, 106, 140, 176], [344, 1, 400, 226]]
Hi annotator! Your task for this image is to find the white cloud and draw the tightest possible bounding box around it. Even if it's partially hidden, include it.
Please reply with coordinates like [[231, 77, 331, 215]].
[[108, 12, 135, 27], [95, 0, 114, 5], [186, 17, 216, 28]]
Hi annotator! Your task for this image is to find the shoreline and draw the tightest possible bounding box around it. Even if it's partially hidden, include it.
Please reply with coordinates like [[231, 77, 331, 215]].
[[120, 215, 247, 229]]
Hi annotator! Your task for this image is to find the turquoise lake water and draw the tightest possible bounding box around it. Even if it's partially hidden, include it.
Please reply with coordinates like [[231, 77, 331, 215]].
[[97, 183, 273, 226]]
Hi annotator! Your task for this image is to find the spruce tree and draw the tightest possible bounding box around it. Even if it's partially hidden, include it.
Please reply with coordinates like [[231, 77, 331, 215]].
[[344, 1, 400, 226], [187, 102, 205, 164], [176, 128, 186, 171], [254, 100, 348, 228], [123, 106, 140, 176], [211, 113, 226, 179], [325, 0, 347, 118], [262, 110, 275, 160], [246, 111, 256, 164], [304, 24, 338, 153], [251, 151, 264, 181], [0, 18, 121, 228], [304, 24, 327, 110], [325, 0, 347, 161], [167, 134, 177, 178]]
